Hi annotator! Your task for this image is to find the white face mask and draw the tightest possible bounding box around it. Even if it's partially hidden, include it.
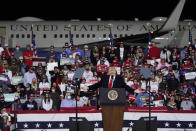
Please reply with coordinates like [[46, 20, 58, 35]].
[[52, 89, 55, 92], [67, 96, 71, 99], [69, 55, 73, 58]]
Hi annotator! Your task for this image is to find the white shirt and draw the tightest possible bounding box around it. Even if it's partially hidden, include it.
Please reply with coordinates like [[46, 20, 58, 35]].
[[42, 99, 53, 111], [120, 47, 124, 59], [82, 71, 93, 83], [109, 76, 115, 88]]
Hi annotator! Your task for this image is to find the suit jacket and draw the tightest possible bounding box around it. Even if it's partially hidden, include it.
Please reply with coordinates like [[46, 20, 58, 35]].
[[89, 75, 134, 94], [116, 47, 128, 61]]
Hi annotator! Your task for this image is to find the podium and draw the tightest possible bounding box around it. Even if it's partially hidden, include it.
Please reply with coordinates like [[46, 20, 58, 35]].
[[100, 88, 126, 131]]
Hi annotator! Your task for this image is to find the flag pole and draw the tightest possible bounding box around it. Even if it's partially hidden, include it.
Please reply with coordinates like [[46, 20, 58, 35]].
[[188, 22, 193, 45]]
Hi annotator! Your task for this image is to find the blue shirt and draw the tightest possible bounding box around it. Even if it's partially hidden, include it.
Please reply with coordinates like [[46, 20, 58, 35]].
[[60, 99, 74, 107], [135, 93, 149, 107]]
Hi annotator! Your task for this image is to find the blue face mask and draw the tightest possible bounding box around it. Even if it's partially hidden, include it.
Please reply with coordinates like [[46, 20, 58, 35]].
[[16, 47, 19, 50]]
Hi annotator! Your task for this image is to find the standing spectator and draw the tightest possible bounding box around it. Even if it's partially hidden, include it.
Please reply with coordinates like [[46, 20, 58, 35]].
[[18, 56, 27, 75], [82, 64, 93, 83], [107, 45, 117, 63], [90, 45, 99, 65], [99, 46, 108, 58], [42, 92, 53, 111], [180, 46, 188, 60], [23, 45, 33, 67], [14, 44, 23, 60], [50, 86, 61, 110], [47, 45, 57, 62], [148, 42, 160, 59], [167, 74, 179, 92], [73, 62, 85, 80], [135, 89, 149, 107], [160, 46, 171, 63], [23, 67, 36, 87], [83, 45, 91, 63], [1, 44, 13, 62], [116, 42, 127, 62], [23, 93, 38, 110], [0, 43, 4, 57]]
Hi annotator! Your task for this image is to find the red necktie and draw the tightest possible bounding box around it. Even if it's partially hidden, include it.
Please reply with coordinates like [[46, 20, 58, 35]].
[[108, 76, 113, 88]]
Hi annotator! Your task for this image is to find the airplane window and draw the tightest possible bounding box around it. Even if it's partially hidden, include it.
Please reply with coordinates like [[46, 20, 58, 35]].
[[60, 34, 63, 38], [43, 34, 47, 38], [103, 34, 106, 38], [114, 34, 117, 38], [71, 34, 74, 38], [65, 34, 68, 38], [81, 34, 84, 38], [92, 34, 95, 38], [54, 34, 57, 38], [10, 34, 14, 38], [120, 34, 123, 38], [27, 34, 30, 38], [87, 34, 90, 38], [76, 34, 79, 38], [22, 34, 25, 38], [16, 34, 19, 38], [33, 34, 36, 38]]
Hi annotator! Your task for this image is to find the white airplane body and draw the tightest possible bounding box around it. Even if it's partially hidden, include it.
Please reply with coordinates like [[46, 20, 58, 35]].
[[0, 0, 191, 48]]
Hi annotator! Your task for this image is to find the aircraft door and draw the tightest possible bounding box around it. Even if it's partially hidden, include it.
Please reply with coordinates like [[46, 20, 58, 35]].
[[0, 27, 6, 46]]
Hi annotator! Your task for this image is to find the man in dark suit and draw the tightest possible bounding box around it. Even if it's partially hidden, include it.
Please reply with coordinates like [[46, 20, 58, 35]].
[[82, 67, 134, 94], [116, 41, 127, 62]]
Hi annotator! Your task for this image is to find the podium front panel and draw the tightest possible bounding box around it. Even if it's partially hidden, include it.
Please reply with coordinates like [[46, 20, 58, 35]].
[[99, 88, 126, 106]]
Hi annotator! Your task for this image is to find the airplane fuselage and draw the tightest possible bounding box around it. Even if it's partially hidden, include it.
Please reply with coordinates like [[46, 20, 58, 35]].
[[0, 21, 194, 48]]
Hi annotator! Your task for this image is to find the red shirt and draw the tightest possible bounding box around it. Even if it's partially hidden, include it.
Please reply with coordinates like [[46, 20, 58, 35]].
[[23, 51, 33, 66], [149, 46, 160, 59], [1, 49, 13, 59]]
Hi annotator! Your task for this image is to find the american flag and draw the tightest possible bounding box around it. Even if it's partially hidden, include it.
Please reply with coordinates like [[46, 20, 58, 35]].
[[109, 27, 114, 46], [188, 26, 193, 45], [31, 25, 37, 57], [69, 28, 74, 47], [16, 111, 196, 130]]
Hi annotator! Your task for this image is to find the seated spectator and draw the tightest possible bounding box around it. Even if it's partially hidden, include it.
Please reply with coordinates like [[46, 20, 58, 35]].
[[23, 93, 38, 110], [60, 92, 73, 107], [73, 96, 85, 107], [42, 92, 53, 111], [180, 96, 195, 110]]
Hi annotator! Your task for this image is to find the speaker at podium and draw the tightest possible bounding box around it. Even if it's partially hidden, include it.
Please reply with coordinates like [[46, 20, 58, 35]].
[[132, 117, 157, 131]]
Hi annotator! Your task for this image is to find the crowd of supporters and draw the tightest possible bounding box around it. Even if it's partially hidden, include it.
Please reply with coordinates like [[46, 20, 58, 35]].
[[0, 41, 196, 129]]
